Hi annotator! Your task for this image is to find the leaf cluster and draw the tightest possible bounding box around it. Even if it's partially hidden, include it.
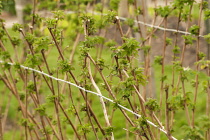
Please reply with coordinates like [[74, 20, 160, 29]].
[[145, 98, 160, 111], [58, 60, 75, 73]]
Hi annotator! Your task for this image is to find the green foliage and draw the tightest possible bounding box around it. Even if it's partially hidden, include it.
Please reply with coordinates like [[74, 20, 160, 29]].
[[14, 63, 21, 70], [173, 45, 181, 54], [154, 55, 163, 65], [119, 76, 135, 99], [58, 60, 75, 73], [96, 58, 107, 70], [28, 122, 35, 130], [141, 45, 151, 55], [130, 116, 150, 136], [24, 54, 42, 68], [80, 15, 96, 35], [35, 104, 47, 116], [109, 0, 121, 11], [183, 126, 204, 140], [182, 35, 196, 45], [112, 99, 122, 109], [136, 116, 148, 129], [95, 3, 103, 12], [20, 118, 28, 127], [103, 11, 117, 24], [198, 52, 206, 60], [172, 0, 187, 9], [167, 94, 185, 111], [105, 40, 117, 48], [19, 92, 25, 101], [197, 59, 210, 70], [125, 18, 135, 28], [187, 0, 195, 6], [45, 18, 57, 29], [78, 123, 91, 134], [20, 118, 35, 130], [120, 37, 139, 57], [204, 9, 210, 20], [26, 81, 35, 93], [145, 98, 160, 111], [1, 1, 210, 140], [83, 36, 104, 48], [46, 95, 57, 103], [1, 0, 16, 15], [135, 7, 143, 15], [23, 4, 32, 15], [79, 45, 90, 57], [53, 10, 65, 20], [180, 9, 190, 21], [199, 1, 208, 10], [38, 0, 57, 10], [23, 4, 32, 22], [0, 1, 2, 15], [189, 25, 200, 35], [199, 115, 210, 131], [34, 36, 51, 52], [132, 67, 147, 85], [1, 62, 11, 70], [11, 36, 21, 46], [155, 6, 171, 17], [204, 33, 210, 44], [51, 28, 63, 42], [0, 28, 6, 39], [104, 126, 114, 137], [45, 126, 53, 134], [25, 33, 36, 45], [65, 105, 76, 115], [128, 0, 134, 4], [0, 51, 11, 60], [12, 23, 23, 32], [160, 75, 167, 82], [166, 37, 172, 46], [33, 14, 43, 25], [119, 59, 130, 69], [173, 61, 182, 70]]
